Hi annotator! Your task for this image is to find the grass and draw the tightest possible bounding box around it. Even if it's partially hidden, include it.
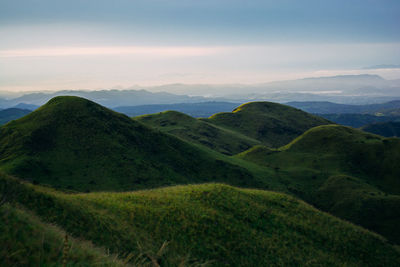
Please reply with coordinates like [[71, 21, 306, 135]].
[[0, 203, 127, 266], [202, 101, 331, 148], [315, 175, 400, 244], [1, 173, 399, 266], [1, 97, 400, 264], [0, 96, 255, 192], [135, 110, 261, 155], [237, 124, 400, 243]]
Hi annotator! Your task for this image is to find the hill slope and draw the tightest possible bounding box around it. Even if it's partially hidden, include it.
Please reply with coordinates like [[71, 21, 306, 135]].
[[361, 121, 400, 137], [115, 102, 240, 118], [1, 174, 399, 266], [0, 203, 125, 266], [202, 102, 331, 148], [238, 125, 400, 243], [315, 175, 400, 244], [135, 110, 261, 155], [0, 96, 254, 192]]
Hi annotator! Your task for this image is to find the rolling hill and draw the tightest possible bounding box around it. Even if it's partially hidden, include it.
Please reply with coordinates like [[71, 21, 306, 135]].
[[361, 121, 400, 137], [0, 96, 255, 192], [1, 174, 399, 266], [202, 101, 331, 148], [135, 110, 261, 155], [238, 124, 400, 243], [114, 102, 240, 118]]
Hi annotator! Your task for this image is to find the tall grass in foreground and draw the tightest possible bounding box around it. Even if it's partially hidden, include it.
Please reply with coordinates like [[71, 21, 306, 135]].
[[1, 174, 399, 266]]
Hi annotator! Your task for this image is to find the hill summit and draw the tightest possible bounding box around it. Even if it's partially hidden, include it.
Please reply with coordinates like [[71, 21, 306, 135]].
[[0, 96, 253, 191], [202, 101, 331, 148]]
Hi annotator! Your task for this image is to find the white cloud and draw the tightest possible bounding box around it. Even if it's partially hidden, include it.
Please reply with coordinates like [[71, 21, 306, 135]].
[[0, 46, 228, 58]]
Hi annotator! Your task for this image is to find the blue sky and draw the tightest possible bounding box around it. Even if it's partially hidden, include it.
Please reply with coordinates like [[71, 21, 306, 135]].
[[1, 0, 400, 91]]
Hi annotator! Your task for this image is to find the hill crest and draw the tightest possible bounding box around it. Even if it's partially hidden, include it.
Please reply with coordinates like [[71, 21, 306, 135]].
[[0, 96, 254, 191]]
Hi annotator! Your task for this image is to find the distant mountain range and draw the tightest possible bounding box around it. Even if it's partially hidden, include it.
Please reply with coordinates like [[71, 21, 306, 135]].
[[0, 89, 210, 109], [1, 74, 400, 110], [141, 74, 400, 102], [286, 100, 400, 114], [361, 121, 400, 137], [0, 108, 32, 125], [319, 113, 400, 128]]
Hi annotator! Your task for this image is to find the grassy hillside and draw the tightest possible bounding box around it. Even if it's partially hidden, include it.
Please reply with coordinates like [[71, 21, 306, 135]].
[[114, 102, 240, 118], [315, 175, 400, 244], [0, 203, 125, 266], [238, 124, 400, 243], [361, 121, 400, 137], [281, 125, 400, 194], [202, 101, 331, 148], [135, 110, 261, 155], [1, 173, 399, 266], [0, 96, 254, 192]]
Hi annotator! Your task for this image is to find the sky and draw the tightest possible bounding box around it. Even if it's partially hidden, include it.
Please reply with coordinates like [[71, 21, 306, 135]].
[[1, 0, 400, 92]]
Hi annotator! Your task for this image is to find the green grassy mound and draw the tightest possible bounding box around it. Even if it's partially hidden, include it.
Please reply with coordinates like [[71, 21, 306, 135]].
[[0, 203, 125, 266], [238, 124, 400, 243], [315, 175, 400, 244], [202, 101, 331, 148], [282, 125, 400, 194], [1, 173, 399, 266], [0, 96, 253, 192], [361, 121, 400, 137], [135, 110, 261, 155]]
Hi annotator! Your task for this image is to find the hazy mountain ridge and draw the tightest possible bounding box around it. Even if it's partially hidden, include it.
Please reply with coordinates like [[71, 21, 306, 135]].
[[0, 108, 32, 125], [319, 113, 400, 128], [0, 89, 210, 109], [286, 100, 400, 114], [1, 74, 400, 110], [361, 121, 400, 137]]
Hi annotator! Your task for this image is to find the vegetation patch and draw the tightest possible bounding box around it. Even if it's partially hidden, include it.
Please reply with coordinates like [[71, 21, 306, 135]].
[[1, 173, 399, 266]]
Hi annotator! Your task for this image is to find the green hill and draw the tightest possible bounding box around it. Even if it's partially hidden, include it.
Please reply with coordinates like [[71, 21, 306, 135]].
[[1, 173, 399, 266], [361, 121, 400, 137], [315, 175, 400, 244], [0, 96, 254, 192], [238, 124, 400, 243], [135, 110, 261, 155], [202, 101, 331, 148]]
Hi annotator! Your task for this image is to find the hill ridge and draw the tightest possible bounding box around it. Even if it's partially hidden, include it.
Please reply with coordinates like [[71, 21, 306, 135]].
[[1, 173, 399, 266], [203, 101, 331, 148], [0, 96, 255, 192]]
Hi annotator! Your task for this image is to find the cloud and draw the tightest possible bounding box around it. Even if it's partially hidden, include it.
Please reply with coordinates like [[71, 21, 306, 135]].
[[363, 64, 400, 70], [0, 46, 228, 58]]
